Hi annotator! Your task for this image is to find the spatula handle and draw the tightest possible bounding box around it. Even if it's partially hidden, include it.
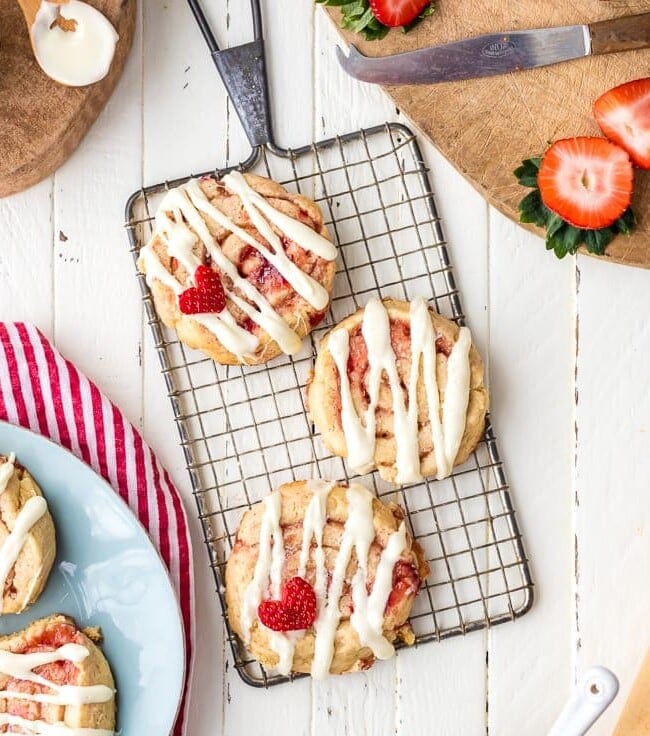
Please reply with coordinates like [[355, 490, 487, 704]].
[[589, 12, 650, 55]]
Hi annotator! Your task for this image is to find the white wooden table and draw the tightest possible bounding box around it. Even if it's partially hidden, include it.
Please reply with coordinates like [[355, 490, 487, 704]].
[[2, 2, 649, 734]]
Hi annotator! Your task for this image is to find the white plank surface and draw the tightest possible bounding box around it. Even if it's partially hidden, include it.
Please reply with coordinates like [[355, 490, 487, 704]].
[[486, 212, 575, 735], [574, 257, 650, 735], [0, 2, 647, 735]]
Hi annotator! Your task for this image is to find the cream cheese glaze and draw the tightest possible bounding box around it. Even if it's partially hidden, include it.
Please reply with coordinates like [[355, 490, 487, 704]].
[[0, 454, 16, 496], [0, 643, 114, 735], [0, 497, 48, 600], [31, 0, 118, 88], [139, 173, 336, 361], [0, 455, 51, 608], [327, 297, 472, 482], [239, 481, 407, 678]]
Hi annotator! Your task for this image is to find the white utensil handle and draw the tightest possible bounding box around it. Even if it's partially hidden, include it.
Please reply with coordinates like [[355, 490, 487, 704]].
[[548, 667, 619, 736]]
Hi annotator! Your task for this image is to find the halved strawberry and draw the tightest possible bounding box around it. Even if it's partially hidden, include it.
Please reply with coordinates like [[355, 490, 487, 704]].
[[178, 265, 226, 315], [594, 78, 650, 170], [368, 0, 430, 28], [537, 137, 633, 230], [258, 577, 316, 632]]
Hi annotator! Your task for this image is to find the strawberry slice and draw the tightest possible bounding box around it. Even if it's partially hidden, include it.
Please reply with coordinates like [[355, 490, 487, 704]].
[[178, 265, 226, 315], [258, 577, 317, 632], [537, 137, 633, 230], [594, 78, 650, 170], [368, 0, 430, 28]]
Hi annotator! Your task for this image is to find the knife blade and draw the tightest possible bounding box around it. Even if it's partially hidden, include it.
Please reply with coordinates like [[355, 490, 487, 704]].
[[336, 12, 650, 85]]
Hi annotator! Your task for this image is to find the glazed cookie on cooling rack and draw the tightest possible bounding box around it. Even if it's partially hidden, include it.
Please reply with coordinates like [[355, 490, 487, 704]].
[[307, 297, 489, 484], [137, 171, 337, 365], [0, 614, 116, 732], [226, 480, 429, 678], [0, 453, 56, 614]]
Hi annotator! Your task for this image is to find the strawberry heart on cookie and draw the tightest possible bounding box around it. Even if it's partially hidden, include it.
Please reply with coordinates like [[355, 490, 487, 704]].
[[178, 265, 226, 315], [258, 577, 317, 632]]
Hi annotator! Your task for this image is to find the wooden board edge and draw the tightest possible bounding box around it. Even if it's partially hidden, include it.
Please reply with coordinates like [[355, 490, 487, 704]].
[[0, 0, 137, 199]]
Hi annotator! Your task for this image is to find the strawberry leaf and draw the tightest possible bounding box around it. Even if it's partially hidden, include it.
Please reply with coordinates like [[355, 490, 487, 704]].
[[514, 157, 636, 259], [513, 157, 542, 188], [518, 190, 547, 227], [316, 0, 434, 40]]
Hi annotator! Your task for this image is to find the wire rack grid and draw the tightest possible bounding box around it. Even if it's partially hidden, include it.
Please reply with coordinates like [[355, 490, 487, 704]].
[[124, 122, 534, 687]]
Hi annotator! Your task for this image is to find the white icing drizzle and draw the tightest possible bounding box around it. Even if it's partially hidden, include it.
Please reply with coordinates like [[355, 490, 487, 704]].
[[0, 715, 112, 736], [222, 172, 334, 310], [182, 180, 303, 355], [349, 522, 406, 660], [311, 483, 376, 679], [224, 173, 337, 261], [328, 297, 473, 482], [141, 173, 336, 360], [138, 246, 182, 295], [0, 643, 115, 735], [0, 454, 16, 495], [240, 492, 283, 645], [298, 480, 333, 606], [142, 215, 258, 357], [0, 496, 48, 601], [441, 326, 472, 474], [263, 480, 334, 676], [240, 481, 408, 678]]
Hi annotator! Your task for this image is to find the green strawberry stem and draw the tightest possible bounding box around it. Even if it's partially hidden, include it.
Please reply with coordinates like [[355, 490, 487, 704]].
[[514, 157, 636, 259], [316, 0, 434, 41]]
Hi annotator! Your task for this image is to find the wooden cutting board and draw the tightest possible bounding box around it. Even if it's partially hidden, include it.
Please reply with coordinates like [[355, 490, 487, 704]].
[[614, 648, 650, 734], [0, 0, 136, 198], [327, 1, 650, 268]]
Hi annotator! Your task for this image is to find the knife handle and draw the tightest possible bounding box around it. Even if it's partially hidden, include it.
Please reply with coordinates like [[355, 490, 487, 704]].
[[589, 12, 650, 55]]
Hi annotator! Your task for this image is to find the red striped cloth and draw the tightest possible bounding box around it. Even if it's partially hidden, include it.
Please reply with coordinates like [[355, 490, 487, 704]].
[[0, 323, 194, 735]]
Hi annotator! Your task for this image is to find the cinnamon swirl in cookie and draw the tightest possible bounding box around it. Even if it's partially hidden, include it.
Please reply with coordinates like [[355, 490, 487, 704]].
[[307, 298, 489, 483], [138, 172, 337, 365], [0, 614, 116, 733], [226, 480, 428, 678], [0, 454, 56, 614]]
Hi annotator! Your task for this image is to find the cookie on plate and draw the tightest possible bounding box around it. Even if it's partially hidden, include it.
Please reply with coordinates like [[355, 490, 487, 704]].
[[0, 614, 116, 732], [226, 480, 428, 678], [307, 297, 489, 483], [0, 453, 56, 613], [138, 171, 337, 365]]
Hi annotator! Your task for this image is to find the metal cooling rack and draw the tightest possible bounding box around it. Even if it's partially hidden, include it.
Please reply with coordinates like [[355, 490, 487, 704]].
[[125, 0, 532, 687], [125, 122, 533, 687]]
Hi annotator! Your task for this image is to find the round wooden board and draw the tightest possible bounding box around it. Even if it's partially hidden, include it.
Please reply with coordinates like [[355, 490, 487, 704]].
[[327, 1, 650, 268], [0, 0, 136, 198]]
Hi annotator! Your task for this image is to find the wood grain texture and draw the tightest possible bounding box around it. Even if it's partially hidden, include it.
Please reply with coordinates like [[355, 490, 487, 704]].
[[0, 0, 136, 198], [326, 1, 650, 268], [614, 648, 650, 735], [590, 12, 650, 55]]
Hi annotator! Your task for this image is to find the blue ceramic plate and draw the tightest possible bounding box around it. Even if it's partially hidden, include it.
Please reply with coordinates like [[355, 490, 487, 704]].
[[0, 421, 185, 735]]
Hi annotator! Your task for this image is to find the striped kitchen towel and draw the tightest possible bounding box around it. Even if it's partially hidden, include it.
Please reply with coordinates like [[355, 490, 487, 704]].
[[0, 322, 194, 736]]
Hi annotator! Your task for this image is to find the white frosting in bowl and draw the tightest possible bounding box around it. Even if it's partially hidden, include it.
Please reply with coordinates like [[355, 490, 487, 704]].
[[31, 0, 118, 87]]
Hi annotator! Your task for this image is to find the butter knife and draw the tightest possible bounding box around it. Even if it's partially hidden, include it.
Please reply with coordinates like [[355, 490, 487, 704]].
[[337, 12, 650, 85]]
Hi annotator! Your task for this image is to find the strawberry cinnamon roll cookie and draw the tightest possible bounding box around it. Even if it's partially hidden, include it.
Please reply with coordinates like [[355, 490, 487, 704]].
[[226, 480, 428, 678], [307, 298, 489, 483], [0, 614, 116, 733], [138, 171, 337, 365], [0, 453, 56, 614]]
